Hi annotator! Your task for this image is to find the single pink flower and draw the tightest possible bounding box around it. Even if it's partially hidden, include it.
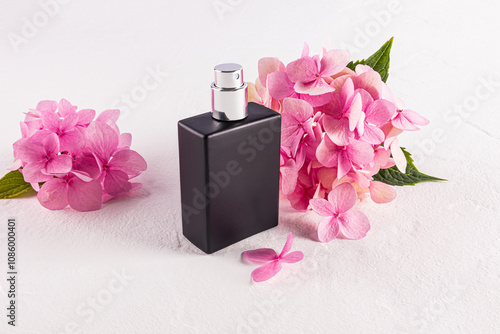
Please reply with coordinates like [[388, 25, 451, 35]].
[[281, 98, 314, 157], [243, 232, 304, 282], [287, 49, 350, 96], [391, 108, 429, 131], [309, 183, 370, 242], [321, 77, 364, 145], [316, 135, 374, 179], [39, 109, 84, 152], [358, 98, 397, 145], [86, 121, 147, 196], [56, 99, 96, 128], [37, 173, 102, 212], [13, 133, 72, 183]]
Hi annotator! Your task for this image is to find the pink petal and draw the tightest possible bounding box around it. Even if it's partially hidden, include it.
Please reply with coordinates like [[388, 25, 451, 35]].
[[118, 133, 132, 148], [36, 100, 58, 113], [294, 79, 335, 96], [37, 178, 68, 210], [388, 138, 407, 172], [286, 183, 311, 212], [267, 71, 294, 100], [103, 169, 132, 196], [354, 70, 382, 100], [355, 88, 374, 110], [45, 154, 72, 174], [43, 133, 60, 157], [402, 110, 430, 126], [300, 92, 332, 107], [109, 149, 147, 177], [322, 116, 352, 146], [347, 140, 374, 168], [31, 182, 40, 192], [322, 94, 344, 118], [67, 177, 102, 212], [251, 260, 283, 282], [309, 198, 335, 216], [60, 113, 78, 132], [96, 109, 120, 124], [73, 151, 101, 179], [347, 93, 362, 131], [13, 138, 42, 164], [328, 182, 357, 214], [374, 148, 392, 169], [280, 251, 304, 263], [316, 135, 340, 168], [369, 181, 397, 204], [340, 77, 355, 106], [338, 210, 370, 240], [279, 232, 294, 257], [286, 57, 317, 83], [258, 57, 285, 88], [77, 109, 96, 127], [41, 110, 61, 132], [281, 159, 298, 196], [337, 151, 352, 179], [29, 129, 51, 145], [301, 42, 309, 58], [359, 124, 385, 145], [58, 129, 84, 152], [319, 50, 350, 77], [58, 99, 77, 117], [280, 114, 303, 156], [317, 216, 340, 242], [391, 113, 419, 131], [350, 169, 371, 189], [22, 161, 53, 183], [365, 99, 397, 125], [243, 248, 277, 263], [283, 98, 313, 122], [86, 121, 119, 162]]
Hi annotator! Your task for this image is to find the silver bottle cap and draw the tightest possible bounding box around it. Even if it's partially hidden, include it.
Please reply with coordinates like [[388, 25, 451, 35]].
[[211, 63, 248, 121]]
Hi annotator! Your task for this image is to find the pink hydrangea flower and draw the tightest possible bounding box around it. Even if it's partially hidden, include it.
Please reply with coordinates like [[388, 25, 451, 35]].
[[10, 99, 147, 212], [249, 42, 431, 243], [86, 120, 147, 197], [287, 49, 350, 96], [37, 172, 103, 211], [316, 135, 374, 179], [13, 133, 72, 183], [321, 77, 364, 145], [243, 232, 304, 282], [309, 183, 370, 242], [392, 108, 430, 131]]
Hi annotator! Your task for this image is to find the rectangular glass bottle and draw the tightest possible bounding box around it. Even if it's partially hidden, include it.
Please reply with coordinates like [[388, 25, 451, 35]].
[[178, 64, 281, 254]]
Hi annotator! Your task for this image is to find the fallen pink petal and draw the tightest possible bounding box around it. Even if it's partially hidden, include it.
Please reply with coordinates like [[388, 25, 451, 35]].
[[243, 232, 304, 282]]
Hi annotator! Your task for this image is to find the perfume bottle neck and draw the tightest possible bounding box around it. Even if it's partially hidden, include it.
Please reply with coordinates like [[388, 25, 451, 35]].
[[211, 63, 248, 121]]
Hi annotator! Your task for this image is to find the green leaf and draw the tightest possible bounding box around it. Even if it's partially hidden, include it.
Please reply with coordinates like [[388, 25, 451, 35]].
[[373, 148, 446, 186], [346, 37, 394, 82], [0, 170, 36, 199]]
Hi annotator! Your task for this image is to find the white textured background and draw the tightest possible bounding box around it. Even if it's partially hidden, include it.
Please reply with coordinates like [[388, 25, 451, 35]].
[[1, 0, 499, 333]]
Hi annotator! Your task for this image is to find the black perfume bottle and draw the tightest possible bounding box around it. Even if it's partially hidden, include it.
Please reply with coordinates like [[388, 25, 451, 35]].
[[178, 63, 281, 254]]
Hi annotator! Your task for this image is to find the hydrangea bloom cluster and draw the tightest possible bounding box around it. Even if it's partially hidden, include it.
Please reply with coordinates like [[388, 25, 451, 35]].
[[12, 99, 147, 211], [249, 44, 429, 241]]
